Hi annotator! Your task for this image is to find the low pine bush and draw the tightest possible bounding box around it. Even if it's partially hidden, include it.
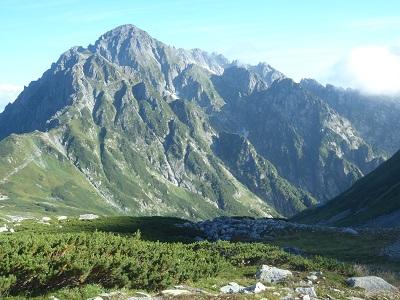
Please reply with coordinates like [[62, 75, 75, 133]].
[[0, 231, 354, 296]]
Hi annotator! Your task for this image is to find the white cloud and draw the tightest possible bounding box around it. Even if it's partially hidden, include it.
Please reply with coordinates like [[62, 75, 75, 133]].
[[324, 45, 400, 95], [0, 84, 22, 112]]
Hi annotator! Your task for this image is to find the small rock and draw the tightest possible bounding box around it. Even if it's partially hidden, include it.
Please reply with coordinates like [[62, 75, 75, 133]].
[[307, 275, 318, 281], [9, 228, 15, 233], [79, 214, 99, 220], [346, 276, 398, 294], [57, 216, 68, 221], [0, 224, 8, 233], [244, 282, 266, 293], [220, 282, 245, 294], [295, 287, 317, 298], [301, 295, 311, 300], [160, 289, 192, 296], [256, 265, 293, 283], [310, 271, 323, 276], [42, 217, 52, 222]]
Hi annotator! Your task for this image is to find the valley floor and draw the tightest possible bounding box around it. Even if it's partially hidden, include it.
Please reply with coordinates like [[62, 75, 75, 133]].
[[0, 216, 399, 300]]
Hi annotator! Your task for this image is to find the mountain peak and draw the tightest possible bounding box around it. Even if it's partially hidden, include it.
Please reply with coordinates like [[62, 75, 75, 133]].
[[97, 24, 148, 39], [89, 24, 156, 57]]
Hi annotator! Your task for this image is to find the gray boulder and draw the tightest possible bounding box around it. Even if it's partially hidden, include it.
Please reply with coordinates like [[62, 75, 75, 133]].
[[295, 286, 317, 297], [346, 276, 398, 294], [219, 282, 245, 294], [256, 265, 293, 283]]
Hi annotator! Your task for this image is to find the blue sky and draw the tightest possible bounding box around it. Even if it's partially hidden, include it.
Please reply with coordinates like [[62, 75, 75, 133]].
[[1, 0, 400, 110]]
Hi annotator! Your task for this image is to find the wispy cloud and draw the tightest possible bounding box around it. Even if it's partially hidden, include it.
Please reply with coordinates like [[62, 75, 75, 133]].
[[324, 45, 400, 95], [0, 84, 22, 112]]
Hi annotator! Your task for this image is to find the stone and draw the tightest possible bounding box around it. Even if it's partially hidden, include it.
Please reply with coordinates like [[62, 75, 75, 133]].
[[160, 289, 192, 296], [302, 295, 311, 300], [79, 214, 99, 220], [57, 216, 68, 221], [295, 287, 317, 297], [219, 282, 245, 294], [346, 276, 398, 294], [42, 217, 51, 222], [307, 275, 318, 281], [244, 282, 266, 293], [310, 271, 323, 276], [256, 265, 293, 283], [0, 224, 8, 233]]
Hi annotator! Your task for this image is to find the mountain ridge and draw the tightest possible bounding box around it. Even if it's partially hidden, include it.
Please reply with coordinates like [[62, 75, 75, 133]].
[[0, 24, 396, 221]]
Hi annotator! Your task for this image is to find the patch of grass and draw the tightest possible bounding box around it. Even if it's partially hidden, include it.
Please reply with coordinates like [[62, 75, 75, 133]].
[[272, 230, 399, 267]]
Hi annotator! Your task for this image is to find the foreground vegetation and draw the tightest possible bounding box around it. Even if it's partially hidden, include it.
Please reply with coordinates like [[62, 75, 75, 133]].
[[0, 216, 399, 299]]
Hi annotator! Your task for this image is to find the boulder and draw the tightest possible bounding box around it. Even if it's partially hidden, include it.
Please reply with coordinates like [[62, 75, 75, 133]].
[[220, 282, 245, 294], [346, 276, 398, 294], [256, 265, 293, 283], [295, 286, 317, 297]]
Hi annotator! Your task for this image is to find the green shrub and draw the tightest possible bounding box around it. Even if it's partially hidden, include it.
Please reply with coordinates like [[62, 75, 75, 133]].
[[0, 231, 354, 296], [0, 275, 16, 296]]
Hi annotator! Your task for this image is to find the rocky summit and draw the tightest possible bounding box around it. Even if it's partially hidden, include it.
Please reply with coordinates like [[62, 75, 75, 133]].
[[0, 24, 399, 220]]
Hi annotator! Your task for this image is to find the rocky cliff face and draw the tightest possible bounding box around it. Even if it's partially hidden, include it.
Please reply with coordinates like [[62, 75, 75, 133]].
[[300, 79, 400, 156], [0, 24, 394, 219]]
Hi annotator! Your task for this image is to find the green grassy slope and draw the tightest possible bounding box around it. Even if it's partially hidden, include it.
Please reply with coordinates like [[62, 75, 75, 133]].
[[293, 150, 400, 226]]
